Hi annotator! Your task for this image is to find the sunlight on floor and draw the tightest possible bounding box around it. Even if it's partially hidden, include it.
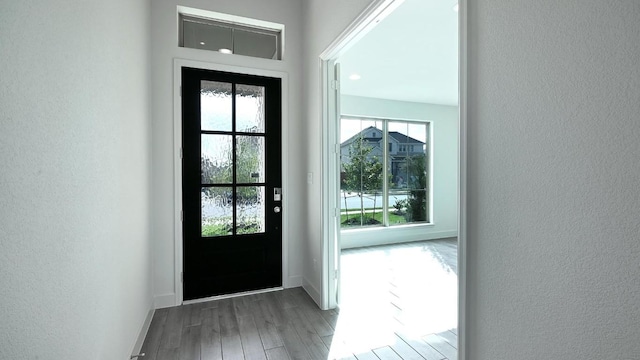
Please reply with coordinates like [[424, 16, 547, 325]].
[[330, 241, 458, 358]]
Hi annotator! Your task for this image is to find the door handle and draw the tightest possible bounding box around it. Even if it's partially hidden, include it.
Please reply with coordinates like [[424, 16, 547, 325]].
[[274, 206, 281, 213]]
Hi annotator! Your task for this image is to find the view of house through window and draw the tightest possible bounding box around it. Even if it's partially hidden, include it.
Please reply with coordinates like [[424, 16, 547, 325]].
[[340, 117, 430, 228]]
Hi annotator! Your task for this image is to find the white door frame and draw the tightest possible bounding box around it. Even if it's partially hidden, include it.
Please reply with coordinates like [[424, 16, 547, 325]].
[[318, 0, 468, 358], [173, 58, 290, 306]]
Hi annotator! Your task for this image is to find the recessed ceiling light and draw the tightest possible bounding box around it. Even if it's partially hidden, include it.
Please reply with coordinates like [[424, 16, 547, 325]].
[[349, 74, 361, 80], [219, 48, 233, 54], [453, 3, 459, 12], [199, 41, 205, 45]]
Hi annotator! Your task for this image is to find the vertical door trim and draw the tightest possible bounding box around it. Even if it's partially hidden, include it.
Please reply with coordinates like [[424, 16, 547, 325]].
[[458, 1, 469, 358], [319, 59, 341, 310], [318, 0, 407, 311], [173, 58, 289, 306]]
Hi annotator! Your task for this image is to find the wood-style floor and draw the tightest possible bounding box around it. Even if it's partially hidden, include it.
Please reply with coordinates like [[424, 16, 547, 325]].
[[141, 238, 458, 360]]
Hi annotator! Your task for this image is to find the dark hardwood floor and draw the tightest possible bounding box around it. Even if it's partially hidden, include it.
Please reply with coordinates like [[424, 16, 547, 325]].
[[141, 238, 458, 360]]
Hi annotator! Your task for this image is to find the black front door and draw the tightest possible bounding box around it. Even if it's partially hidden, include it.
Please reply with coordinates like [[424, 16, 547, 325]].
[[182, 67, 282, 300]]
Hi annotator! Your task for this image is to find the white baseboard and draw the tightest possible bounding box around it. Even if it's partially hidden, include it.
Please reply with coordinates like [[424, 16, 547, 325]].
[[341, 228, 458, 249], [302, 277, 322, 308], [287, 275, 303, 288], [131, 305, 154, 358], [154, 293, 177, 309]]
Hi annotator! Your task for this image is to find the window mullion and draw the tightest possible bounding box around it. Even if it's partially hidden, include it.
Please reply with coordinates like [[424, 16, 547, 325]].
[[382, 121, 389, 226]]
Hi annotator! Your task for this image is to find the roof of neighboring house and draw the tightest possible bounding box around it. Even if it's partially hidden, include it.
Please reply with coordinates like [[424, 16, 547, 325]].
[[388, 132, 423, 144], [341, 126, 425, 145]]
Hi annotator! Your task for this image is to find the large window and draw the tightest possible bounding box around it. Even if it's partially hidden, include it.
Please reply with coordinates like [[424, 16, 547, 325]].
[[340, 117, 430, 229]]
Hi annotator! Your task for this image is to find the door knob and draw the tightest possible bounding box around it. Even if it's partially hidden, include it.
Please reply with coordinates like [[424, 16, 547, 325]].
[[274, 206, 281, 213]]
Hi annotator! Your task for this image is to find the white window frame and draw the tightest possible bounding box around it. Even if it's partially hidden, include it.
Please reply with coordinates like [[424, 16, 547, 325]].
[[339, 116, 433, 230]]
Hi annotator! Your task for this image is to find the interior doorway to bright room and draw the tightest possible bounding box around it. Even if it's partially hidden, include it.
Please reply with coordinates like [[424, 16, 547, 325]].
[[321, 0, 461, 358]]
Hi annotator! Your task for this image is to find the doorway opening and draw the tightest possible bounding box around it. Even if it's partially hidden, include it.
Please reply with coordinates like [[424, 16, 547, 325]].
[[320, 0, 465, 358]]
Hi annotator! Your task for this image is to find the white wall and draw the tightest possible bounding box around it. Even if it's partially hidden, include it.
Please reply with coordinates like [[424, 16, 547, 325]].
[[150, 0, 304, 307], [466, 1, 640, 359], [301, 0, 374, 305], [340, 95, 458, 248], [0, 0, 153, 359]]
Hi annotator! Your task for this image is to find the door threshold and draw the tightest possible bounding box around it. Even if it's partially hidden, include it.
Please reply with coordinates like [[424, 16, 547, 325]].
[[182, 287, 284, 305]]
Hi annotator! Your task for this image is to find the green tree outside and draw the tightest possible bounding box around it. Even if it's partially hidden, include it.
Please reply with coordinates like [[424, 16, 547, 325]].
[[341, 137, 385, 226]]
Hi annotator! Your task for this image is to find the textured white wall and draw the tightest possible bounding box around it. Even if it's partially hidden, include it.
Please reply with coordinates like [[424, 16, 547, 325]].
[[150, 0, 304, 306], [301, 0, 374, 305], [340, 95, 458, 248], [0, 0, 152, 359], [466, 1, 640, 359]]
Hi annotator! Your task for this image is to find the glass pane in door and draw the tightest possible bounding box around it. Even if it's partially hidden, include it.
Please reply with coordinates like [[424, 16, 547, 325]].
[[236, 186, 265, 235], [236, 135, 265, 183], [201, 187, 233, 237], [201, 134, 233, 184], [201, 80, 232, 131], [235, 84, 266, 133]]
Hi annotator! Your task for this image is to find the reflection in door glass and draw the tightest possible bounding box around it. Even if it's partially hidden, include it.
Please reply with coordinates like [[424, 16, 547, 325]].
[[202, 134, 233, 184], [201, 80, 232, 131], [236, 136, 265, 183], [235, 84, 265, 133], [201, 187, 233, 237], [236, 186, 265, 235]]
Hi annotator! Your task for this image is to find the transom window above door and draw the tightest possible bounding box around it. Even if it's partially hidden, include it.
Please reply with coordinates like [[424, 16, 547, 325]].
[[178, 7, 284, 60]]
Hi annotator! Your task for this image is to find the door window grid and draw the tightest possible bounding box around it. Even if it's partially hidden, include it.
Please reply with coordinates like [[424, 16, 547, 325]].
[[200, 80, 267, 237]]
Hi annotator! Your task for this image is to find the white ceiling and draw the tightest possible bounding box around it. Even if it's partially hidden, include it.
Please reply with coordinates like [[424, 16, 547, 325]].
[[338, 0, 459, 106]]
